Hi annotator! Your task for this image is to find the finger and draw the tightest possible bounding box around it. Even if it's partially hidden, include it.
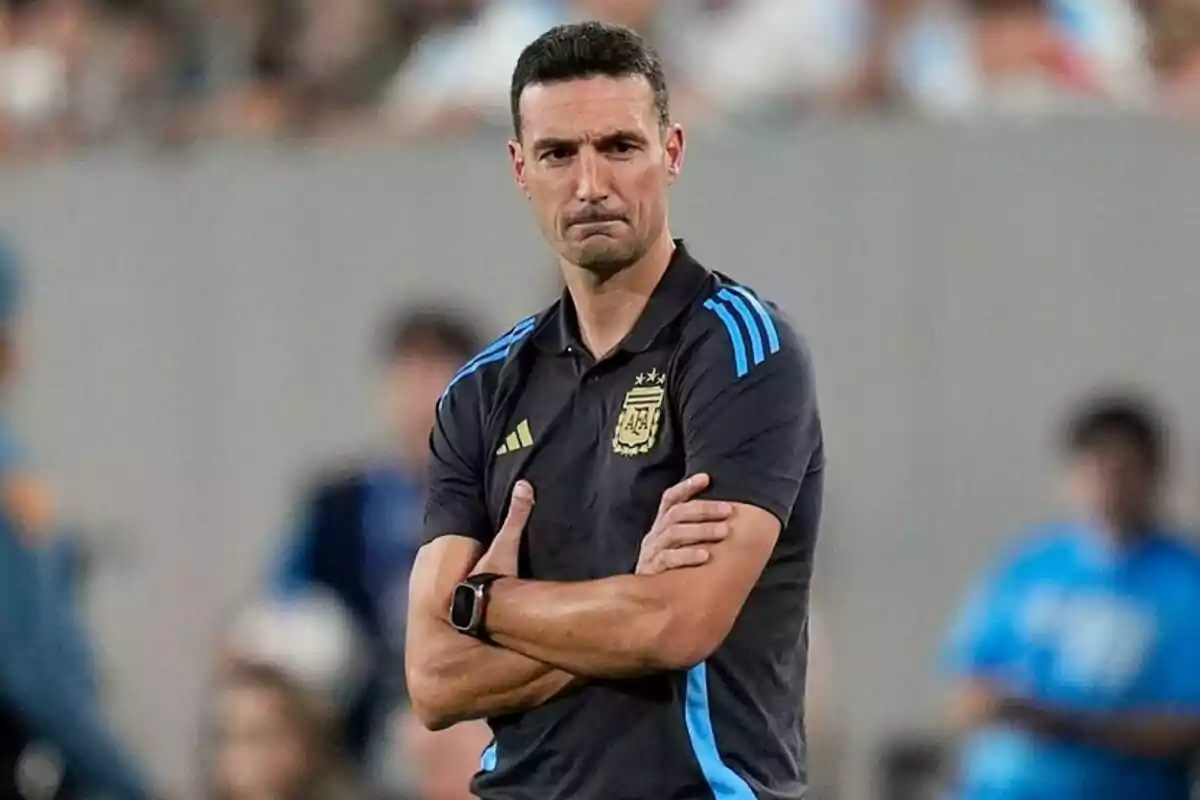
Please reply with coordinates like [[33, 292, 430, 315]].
[[498, 480, 535, 537], [656, 473, 710, 517], [658, 521, 731, 549], [664, 500, 734, 526], [655, 547, 711, 572]]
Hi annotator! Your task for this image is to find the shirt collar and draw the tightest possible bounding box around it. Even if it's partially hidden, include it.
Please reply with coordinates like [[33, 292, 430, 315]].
[[1070, 519, 1166, 568], [535, 239, 710, 357]]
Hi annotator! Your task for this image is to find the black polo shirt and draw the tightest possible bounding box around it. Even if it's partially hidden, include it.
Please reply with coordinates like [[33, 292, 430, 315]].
[[424, 241, 824, 800]]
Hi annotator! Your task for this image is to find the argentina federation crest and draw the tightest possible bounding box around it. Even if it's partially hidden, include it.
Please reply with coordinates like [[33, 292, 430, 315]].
[[613, 368, 666, 456]]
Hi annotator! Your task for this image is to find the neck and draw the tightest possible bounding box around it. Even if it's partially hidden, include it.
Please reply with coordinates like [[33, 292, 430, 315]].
[[1093, 514, 1153, 549], [562, 230, 675, 359]]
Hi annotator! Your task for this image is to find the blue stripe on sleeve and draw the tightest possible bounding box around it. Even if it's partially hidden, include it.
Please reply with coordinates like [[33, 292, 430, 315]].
[[449, 316, 536, 384], [685, 662, 755, 800], [725, 285, 780, 355], [717, 288, 765, 366], [703, 298, 749, 378], [440, 316, 536, 404]]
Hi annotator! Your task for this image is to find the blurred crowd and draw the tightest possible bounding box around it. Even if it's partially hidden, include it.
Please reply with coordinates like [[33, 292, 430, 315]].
[[2, 0, 1200, 161]]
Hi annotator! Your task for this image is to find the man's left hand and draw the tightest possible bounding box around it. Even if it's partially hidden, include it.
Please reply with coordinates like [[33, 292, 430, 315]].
[[470, 480, 534, 577]]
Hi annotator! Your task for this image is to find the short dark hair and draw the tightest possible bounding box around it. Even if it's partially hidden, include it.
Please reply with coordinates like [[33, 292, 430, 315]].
[[378, 305, 482, 367], [510, 21, 670, 140], [1062, 392, 1166, 473]]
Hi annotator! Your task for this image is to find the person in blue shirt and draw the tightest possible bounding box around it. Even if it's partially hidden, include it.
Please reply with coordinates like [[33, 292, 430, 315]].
[[943, 392, 1200, 800], [266, 304, 490, 784], [0, 236, 154, 799]]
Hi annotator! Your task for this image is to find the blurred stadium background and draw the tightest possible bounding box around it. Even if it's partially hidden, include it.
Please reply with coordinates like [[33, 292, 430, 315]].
[[2, 0, 1200, 798]]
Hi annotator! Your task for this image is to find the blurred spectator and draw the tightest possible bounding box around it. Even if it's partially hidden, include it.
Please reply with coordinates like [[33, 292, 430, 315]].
[[394, 704, 493, 800], [265, 304, 487, 792], [0, 235, 154, 799], [379, 0, 667, 138], [290, 0, 407, 137], [210, 661, 361, 800], [673, 0, 870, 122], [896, 0, 1143, 118], [225, 589, 372, 724], [0, 0, 77, 156], [379, 0, 564, 138], [941, 392, 1200, 799], [1150, 0, 1200, 113], [0, 0, 1188, 156], [205, 3, 304, 142]]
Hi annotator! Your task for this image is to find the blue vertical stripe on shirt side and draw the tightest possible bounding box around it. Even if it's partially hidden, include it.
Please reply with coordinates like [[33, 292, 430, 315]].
[[725, 285, 780, 355], [685, 662, 755, 800], [703, 299, 749, 378], [480, 741, 498, 772], [717, 288, 766, 366]]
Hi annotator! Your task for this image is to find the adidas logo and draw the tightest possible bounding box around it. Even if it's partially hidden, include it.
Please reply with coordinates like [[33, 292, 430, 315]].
[[496, 420, 534, 455]]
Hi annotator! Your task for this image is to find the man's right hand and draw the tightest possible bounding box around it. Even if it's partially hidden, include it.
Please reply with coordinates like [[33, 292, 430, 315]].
[[636, 473, 734, 575]]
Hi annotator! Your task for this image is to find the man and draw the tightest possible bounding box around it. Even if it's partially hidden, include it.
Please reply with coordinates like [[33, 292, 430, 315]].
[[0, 235, 153, 799], [1151, 0, 1200, 115], [943, 393, 1200, 799], [268, 306, 490, 786], [406, 21, 824, 800], [899, 0, 1121, 118]]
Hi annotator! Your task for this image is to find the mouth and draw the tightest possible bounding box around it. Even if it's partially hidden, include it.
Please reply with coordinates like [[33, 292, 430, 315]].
[[568, 218, 624, 231]]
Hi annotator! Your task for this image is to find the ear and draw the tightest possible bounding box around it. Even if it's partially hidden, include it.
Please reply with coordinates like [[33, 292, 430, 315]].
[[664, 123, 685, 184], [508, 139, 530, 198]]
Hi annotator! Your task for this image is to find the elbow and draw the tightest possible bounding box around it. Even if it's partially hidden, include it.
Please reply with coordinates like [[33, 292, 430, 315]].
[[404, 660, 460, 732], [406, 681, 459, 732], [644, 606, 729, 672]]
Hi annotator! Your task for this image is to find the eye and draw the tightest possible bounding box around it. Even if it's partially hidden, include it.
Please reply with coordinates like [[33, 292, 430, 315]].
[[541, 147, 572, 163], [607, 140, 639, 156]]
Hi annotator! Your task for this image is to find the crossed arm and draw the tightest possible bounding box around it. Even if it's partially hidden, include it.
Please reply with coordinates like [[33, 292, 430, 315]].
[[950, 677, 1200, 761], [483, 503, 780, 677], [404, 503, 780, 729], [404, 536, 579, 731]]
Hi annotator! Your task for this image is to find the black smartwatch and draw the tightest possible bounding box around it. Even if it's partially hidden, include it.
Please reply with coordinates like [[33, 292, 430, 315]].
[[449, 572, 505, 641]]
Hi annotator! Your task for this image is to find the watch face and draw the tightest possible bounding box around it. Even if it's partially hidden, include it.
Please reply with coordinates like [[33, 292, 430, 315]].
[[449, 583, 478, 631]]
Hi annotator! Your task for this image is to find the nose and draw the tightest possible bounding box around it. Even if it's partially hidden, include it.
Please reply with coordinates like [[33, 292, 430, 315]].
[[574, 148, 609, 203]]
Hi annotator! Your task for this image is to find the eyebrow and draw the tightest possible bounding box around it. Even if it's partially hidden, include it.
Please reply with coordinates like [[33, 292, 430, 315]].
[[531, 130, 651, 153]]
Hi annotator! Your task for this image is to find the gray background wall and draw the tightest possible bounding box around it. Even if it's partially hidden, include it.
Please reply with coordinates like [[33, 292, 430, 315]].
[[2, 120, 1199, 797]]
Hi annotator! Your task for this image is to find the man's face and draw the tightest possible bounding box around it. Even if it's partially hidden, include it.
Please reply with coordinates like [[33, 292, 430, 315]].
[[385, 349, 462, 461], [974, 8, 1056, 79], [215, 685, 309, 799], [1066, 437, 1158, 531], [509, 75, 684, 279]]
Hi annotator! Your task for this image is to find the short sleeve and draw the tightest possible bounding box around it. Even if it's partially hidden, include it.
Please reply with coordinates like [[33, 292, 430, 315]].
[[422, 383, 492, 546], [941, 562, 1020, 679], [675, 294, 822, 526]]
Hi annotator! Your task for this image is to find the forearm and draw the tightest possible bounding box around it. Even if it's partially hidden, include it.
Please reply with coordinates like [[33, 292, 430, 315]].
[[1043, 708, 1200, 760], [407, 617, 580, 730], [955, 680, 1200, 760], [485, 575, 688, 678]]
